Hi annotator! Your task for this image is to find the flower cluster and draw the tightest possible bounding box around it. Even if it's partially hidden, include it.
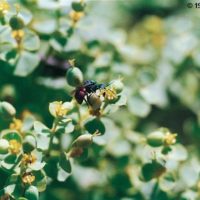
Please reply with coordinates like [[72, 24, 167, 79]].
[[0, 67, 125, 199], [0, 0, 9, 16]]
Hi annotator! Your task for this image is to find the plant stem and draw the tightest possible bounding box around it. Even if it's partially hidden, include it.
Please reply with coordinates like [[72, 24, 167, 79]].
[[150, 180, 159, 200], [46, 118, 60, 157], [76, 103, 83, 129]]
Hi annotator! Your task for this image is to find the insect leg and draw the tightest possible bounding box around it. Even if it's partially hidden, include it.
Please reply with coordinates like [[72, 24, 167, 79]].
[[84, 95, 90, 107]]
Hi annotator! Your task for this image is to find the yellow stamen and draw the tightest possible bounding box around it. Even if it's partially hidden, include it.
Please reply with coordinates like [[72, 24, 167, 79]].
[[14, 4, 20, 14], [22, 153, 37, 165], [11, 30, 24, 44], [164, 133, 177, 146], [0, 0, 10, 15], [69, 11, 84, 23], [55, 101, 68, 117], [49, 101, 73, 118], [100, 88, 117, 100], [21, 110, 33, 119], [9, 118, 23, 132], [9, 139, 21, 154], [68, 59, 75, 67], [22, 172, 35, 184]]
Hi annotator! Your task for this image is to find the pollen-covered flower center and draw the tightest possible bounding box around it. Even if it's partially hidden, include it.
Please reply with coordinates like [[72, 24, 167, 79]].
[[22, 172, 35, 184], [22, 153, 37, 165], [9, 139, 21, 154], [11, 30, 25, 44], [70, 11, 84, 23], [0, 0, 10, 14], [100, 88, 117, 100], [55, 101, 68, 117], [9, 118, 23, 132], [164, 133, 177, 146]]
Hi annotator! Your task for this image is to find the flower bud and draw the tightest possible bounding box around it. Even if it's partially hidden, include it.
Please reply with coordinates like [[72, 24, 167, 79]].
[[23, 135, 36, 153], [0, 84, 16, 101], [0, 139, 9, 154], [72, 134, 93, 148], [66, 67, 83, 87], [0, 101, 16, 120], [72, 2, 85, 12], [146, 131, 164, 147], [9, 15, 24, 30], [68, 147, 83, 158], [25, 185, 39, 200], [88, 93, 102, 110], [112, 79, 124, 93]]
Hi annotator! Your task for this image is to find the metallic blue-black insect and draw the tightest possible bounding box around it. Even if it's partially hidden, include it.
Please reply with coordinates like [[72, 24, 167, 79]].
[[74, 80, 107, 104]]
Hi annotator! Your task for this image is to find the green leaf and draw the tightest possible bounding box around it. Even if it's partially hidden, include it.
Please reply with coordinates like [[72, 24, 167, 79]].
[[59, 152, 71, 173], [4, 154, 18, 164], [1, 155, 21, 171], [6, 174, 20, 185], [33, 170, 47, 192], [33, 170, 46, 182], [2, 130, 22, 143], [141, 161, 166, 182], [35, 178, 46, 192], [14, 51, 40, 76], [1, 184, 16, 196], [44, 157, 58, 179], [84, 118, 105, 135], [5, 49, 18, 61], [12, 183, 23, 199], [23, 134, 36, 153], [25, 186, 39, 200]]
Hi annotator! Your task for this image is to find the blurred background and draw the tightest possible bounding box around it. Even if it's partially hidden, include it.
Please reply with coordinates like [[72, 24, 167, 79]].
[[0, 0, 200, 199]]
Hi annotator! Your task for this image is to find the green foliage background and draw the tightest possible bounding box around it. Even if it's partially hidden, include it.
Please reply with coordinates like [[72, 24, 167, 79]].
[[0, 0, 200, 200]]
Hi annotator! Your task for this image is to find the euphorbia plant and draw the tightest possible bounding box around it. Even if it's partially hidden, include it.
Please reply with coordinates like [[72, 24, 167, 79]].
[[0, 0, 200, 200], [0, 63, 125, 199]]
